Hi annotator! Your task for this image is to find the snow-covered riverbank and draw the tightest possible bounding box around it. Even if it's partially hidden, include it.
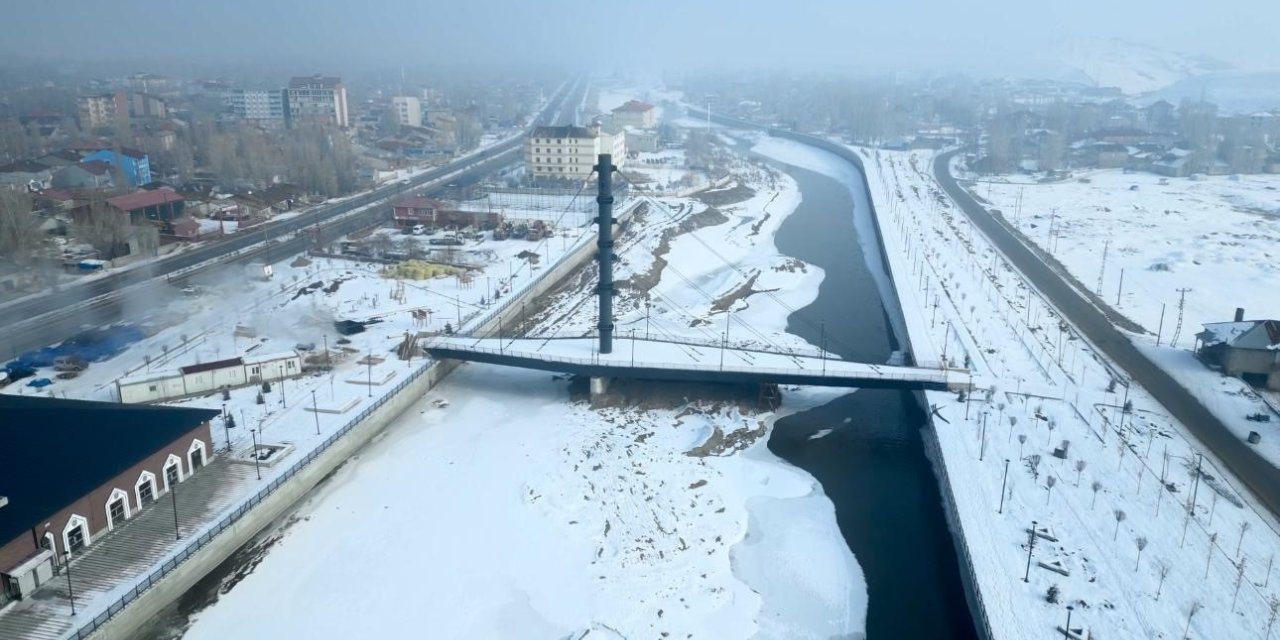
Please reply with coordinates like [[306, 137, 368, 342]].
[[178, 138, 868, 639], [857, 144, 1280, 640]]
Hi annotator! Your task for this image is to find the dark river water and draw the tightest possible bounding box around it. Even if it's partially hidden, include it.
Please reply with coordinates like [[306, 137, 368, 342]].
[[769, 160, 979, 640]]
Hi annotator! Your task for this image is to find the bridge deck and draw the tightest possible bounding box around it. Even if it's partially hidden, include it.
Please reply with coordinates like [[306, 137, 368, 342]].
[[424, 337, 969, 391]]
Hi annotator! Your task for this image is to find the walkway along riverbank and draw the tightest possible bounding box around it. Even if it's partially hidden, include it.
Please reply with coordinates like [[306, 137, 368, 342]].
[[73, 201, 640, 640]]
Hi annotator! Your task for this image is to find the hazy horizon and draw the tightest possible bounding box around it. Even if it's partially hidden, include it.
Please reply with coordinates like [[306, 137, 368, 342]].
[[2, 0, 1279, 80]]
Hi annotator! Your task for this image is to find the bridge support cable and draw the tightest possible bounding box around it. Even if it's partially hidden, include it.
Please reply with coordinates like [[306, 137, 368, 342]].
[[615, 167, 861, 359]]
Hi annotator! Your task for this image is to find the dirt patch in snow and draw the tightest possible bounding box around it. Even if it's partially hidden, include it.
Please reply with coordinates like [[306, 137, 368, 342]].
[[696, 183, 756, 207], [620, 206, 729, 299]]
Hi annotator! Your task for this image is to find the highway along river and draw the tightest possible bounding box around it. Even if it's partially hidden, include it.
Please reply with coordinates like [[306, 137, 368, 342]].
[[769, 156, 979, 639]]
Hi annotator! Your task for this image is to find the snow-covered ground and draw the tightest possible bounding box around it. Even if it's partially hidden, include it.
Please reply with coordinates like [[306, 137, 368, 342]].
[[977, 168, 1280, 467], [978, 169, 1280, 338], [858, 144, 1280, 640], [172, 134, 869, 639]]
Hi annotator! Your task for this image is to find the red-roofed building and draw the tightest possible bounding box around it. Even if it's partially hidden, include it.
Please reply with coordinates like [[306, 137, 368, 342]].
[[106, 189, 184, 224], [391, 196, 500, 229], [611, 100, 657, 129]]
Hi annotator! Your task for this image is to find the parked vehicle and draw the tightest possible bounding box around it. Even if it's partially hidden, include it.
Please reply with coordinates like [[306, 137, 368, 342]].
[[411, 224, 426, 235]]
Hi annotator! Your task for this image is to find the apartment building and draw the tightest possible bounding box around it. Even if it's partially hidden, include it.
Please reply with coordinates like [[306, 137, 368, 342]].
[[225, 89, 289, 126], [391, 96, 422, 128], [525, 124, 626, 180], [287, 76, 349, 128]]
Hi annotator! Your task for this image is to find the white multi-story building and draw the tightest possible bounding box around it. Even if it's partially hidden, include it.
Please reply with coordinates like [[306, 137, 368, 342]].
[[525, 124, 625, 180], [225, 89, 288, 125], [76, 93, 124, 131], [287, 75, 349, 128], [391, 96, 422, 128]]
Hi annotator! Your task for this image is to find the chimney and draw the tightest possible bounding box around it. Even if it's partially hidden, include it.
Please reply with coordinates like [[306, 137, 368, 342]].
[[1235, 307, 1245, 322]]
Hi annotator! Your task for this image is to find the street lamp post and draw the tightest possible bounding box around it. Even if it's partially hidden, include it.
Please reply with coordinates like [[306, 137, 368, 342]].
[[250, 429, 261, 480], [1024, 520, 1038, 582], [222, 403, 231, 453], [311, 389, 321, 436], [63, 552, 75, 615], [1064, 605, 1074, 640], [979, 412, 988, 461], [171, 475, 180, 540], [999, 459, 1010, 514]]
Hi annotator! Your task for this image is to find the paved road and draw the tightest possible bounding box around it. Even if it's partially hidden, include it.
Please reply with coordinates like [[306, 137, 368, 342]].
[[931, 148, 1280, 518], [0, 79, 585, 358]]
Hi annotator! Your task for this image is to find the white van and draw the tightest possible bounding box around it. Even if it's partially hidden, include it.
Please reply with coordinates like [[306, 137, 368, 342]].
[[411, 224, 426, 235]]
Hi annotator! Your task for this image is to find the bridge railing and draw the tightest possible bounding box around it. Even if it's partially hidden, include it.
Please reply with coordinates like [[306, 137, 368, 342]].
[[427, 341, 965, 385], [474, 332, 832, 362]]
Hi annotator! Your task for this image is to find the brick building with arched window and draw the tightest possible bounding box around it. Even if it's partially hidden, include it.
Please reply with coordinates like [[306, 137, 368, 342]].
[[0, 395, 218, 606]]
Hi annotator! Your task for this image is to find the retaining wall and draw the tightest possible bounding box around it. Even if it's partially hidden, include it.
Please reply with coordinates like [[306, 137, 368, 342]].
[[82, 199, 636, 640]]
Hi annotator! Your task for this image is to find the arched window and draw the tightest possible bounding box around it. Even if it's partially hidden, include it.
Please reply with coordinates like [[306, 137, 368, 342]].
[[105, 487, 131, 531], [135, 470, 158, 507], [188, 439, 207, 472], [63, 515, 90, 554], [163, 454, 184, 491]]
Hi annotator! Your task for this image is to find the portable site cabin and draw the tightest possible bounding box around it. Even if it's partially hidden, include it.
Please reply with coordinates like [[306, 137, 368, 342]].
[[116, 351, 302, 403]]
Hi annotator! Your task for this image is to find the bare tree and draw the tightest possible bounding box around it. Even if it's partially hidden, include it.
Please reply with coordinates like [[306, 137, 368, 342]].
[[1184, 600, 1202, 640], [72, 202, 132, 260], [1091, 480, 1103, 510], [1113, 509, 1127, 541], [1117, 433, 1128, 471], [1154, 560, 1170, 601], [1046, 476, 1057, 505], [1028, 454, 1042, 480], [1018, 433, 1027, 459], [1206, 532, 1219, 579], [1266, 595, 1279, 639], [1046, 419, 1056, 445], [1075, 459, 1086, 487], [1237, 521, 1251, 558], [0, 190, 44, 265], [1232, 557, 1248, 613]]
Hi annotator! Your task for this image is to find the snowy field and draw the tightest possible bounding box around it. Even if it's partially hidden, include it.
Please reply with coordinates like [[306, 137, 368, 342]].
[[857, 144, 1280, 640], [976, 168, 1280, 467], [175, 133, 869, 639], [978, 169, 1280, 339]]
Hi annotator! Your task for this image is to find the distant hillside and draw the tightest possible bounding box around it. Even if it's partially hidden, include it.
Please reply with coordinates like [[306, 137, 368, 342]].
[[1056, 38, 1233, 95]]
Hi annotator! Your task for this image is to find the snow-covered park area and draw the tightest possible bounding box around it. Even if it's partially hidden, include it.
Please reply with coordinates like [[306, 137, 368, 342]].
[[974, 168, 1280, 466], [171, 131, 870, 639], [858, 144, 1280, 639]]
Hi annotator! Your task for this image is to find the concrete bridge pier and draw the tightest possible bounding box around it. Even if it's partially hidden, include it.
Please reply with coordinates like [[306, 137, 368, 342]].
[[590, 376, 612, 400]]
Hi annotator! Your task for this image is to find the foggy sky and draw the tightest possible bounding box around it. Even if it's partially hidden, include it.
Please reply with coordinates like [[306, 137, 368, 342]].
[[3, 0, 1278, 77]]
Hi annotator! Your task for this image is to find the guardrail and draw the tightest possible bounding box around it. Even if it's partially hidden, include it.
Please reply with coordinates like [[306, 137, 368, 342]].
[[61, 82, 585, 639], [426, 340, 964, 384], [67, 361, 432, 640]]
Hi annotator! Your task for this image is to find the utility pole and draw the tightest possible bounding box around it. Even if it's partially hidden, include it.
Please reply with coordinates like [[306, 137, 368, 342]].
[[1156, 303, 1167, 346], [1095, 239, 1109, 295], [1115, 268, 1125, 305], [1171, 288, 1191, 348]]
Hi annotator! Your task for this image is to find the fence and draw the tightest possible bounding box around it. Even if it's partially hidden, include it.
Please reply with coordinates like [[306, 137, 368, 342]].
[[66, 357, 434, 639], [64, 151, 596, 638], [426, 340, 963, 386]]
